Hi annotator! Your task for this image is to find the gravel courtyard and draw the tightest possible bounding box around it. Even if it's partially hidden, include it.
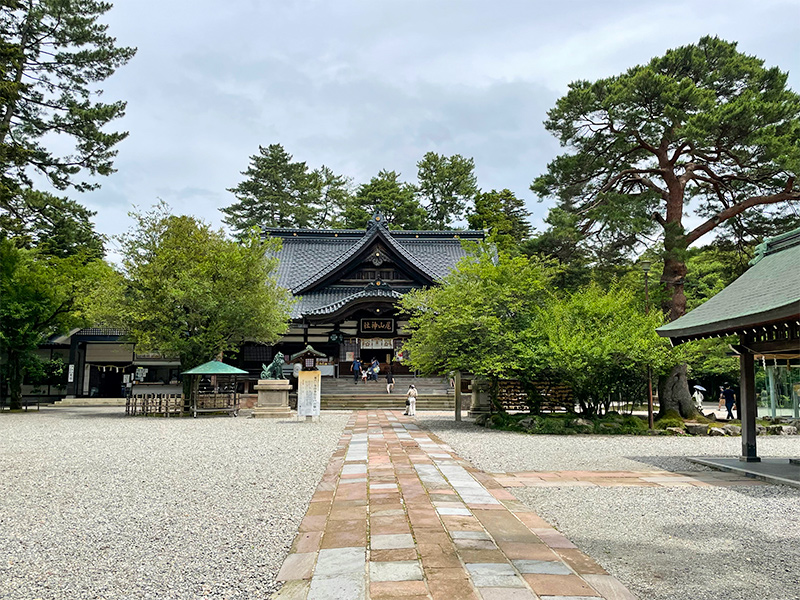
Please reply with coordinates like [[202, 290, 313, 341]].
[[417, 415, 800, 600], [0, 407, 349, 600]]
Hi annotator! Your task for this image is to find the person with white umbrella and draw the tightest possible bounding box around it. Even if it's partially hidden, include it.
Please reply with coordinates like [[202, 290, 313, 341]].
[[692, 385, 706, 411]]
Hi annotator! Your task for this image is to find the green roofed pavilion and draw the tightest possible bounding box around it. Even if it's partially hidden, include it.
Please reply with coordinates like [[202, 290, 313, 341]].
[[182, 360, 249, 376], [657, 227, 800, 343], [656, 227, 800, 463]]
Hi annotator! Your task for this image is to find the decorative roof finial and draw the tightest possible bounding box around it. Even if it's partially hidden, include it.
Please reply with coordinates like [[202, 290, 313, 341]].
[[368, 209, 387, 229]]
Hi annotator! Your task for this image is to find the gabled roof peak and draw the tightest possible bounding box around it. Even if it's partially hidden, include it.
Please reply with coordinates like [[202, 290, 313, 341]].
[[367, 209, 388, 230]]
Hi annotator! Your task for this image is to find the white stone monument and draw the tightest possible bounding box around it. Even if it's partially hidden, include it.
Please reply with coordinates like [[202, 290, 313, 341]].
[[252, 379, 292, 419]]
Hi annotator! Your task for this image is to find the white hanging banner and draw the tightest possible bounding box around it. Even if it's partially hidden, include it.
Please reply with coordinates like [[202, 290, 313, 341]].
[[297, 370, 321, 417]]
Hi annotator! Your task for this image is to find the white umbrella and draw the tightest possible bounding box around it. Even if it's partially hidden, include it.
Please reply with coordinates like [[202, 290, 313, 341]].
[[694, 385, 707, 391]]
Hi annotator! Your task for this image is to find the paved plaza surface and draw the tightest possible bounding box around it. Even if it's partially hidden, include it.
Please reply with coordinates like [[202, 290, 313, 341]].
[[3, 407, 798, 599], [0, 407, 350, 599], [417, 415, 800, 600], [275, 410, 637, 599]]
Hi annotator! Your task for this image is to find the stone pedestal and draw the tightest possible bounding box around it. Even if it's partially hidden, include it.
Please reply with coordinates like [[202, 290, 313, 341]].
[[468, 378, 491, 417], [252, 379, 293, 419]]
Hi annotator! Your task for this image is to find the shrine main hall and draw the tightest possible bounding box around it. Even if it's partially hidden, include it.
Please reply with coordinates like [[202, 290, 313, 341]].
[[246, 212, 485, 378]]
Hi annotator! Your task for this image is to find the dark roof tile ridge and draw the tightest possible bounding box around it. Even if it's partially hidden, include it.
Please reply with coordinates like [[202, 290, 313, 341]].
[[391, 230, 486, 237], [304, 287, 403, 316], [262, 228, 365, 236]]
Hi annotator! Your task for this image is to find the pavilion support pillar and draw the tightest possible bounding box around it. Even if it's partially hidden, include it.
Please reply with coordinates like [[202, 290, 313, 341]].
[[454, 371, 462, 422], [739, 351, 760, 463]]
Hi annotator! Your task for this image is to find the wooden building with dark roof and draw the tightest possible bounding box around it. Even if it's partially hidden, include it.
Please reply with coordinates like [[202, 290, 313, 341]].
[[252, 211, 486, 377]]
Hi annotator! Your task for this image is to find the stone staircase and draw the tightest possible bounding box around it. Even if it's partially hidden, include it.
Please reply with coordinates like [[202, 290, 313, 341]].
[[54, 397, 127, 407], [51, 376, 456, 411], [320, 375, 454, 410]]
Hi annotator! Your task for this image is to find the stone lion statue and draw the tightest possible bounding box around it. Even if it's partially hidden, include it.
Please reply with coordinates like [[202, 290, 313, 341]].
[[261, 352, 285, 379]]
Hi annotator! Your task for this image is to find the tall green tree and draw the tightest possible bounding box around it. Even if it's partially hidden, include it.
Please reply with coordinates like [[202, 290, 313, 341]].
[[416, 152, 479, 229], [222, 144, 319, 235], [114, 203, 292, 394], [0, 237, 111, 408], [342, 169, 428, 230], [0, 0, 136, 194], [310, 165, 352, 228], [539, 282, 672, 417], [0, 188, 103, 257], [520, 208, 592, 291], [467, 188, 532, 253], [400, 250, 556, 405], [532, 36, 800, 322]]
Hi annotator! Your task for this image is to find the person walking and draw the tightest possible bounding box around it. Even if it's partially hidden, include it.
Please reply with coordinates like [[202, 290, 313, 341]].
[[352, 358, 361, 384], [721, 383, 737, 420], [370, 357, 380, 382], [404, 384, 418, 416], [692, 386, 705, 412], [385, 369, 395, 394]]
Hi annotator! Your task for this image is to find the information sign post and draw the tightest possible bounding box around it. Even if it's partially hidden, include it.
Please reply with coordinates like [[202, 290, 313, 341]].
[[297, 370, 321, 419]]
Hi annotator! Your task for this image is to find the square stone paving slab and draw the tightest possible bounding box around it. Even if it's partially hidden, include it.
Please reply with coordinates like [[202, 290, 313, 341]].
[[371, 533, 415, 550], [314, 547, 365, 577], [307, 572, 366, 600], [369, 560, 424, 582]]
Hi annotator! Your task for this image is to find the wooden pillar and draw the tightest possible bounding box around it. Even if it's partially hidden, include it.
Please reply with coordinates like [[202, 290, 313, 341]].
[[739, 351, 760, 462], [454, 371, 462, 422]]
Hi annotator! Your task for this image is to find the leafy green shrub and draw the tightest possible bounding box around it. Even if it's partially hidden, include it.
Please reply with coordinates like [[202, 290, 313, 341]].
[[655, 410, 685, 430], [620, 415, 648, 433], [535, 417, 569, 435]]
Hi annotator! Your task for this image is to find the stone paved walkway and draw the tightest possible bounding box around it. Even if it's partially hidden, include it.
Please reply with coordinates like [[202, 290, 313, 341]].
[[272, 411, 636, 600], [489, 469, 766, 488]]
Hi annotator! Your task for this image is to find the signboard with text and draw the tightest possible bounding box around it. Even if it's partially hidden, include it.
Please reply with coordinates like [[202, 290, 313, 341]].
[[359, 318, 395, 335], [297, 370, 321, 417]]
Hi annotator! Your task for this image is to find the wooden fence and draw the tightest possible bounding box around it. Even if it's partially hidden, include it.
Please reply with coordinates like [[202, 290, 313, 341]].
[[126, 393, 183, 417], [498, 380, 573, 413]]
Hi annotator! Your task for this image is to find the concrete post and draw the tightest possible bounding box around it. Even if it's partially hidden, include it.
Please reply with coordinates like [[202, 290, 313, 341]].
[[454, 371, 462, 422], [767, 365, 778, 419]]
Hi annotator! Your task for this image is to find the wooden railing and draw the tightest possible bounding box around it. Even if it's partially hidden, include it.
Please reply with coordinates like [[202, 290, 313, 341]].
[[126, 393, 183, 417]]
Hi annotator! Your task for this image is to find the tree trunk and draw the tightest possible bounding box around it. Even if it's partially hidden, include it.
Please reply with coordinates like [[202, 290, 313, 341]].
[[661, 247, 688, 322], [659, 218, 692, 415], [658, 363, 696, 418], [7, 351, 23, 410]]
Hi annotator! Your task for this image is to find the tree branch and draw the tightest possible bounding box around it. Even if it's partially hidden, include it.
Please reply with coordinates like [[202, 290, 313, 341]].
[[685, 180, 800, 245]]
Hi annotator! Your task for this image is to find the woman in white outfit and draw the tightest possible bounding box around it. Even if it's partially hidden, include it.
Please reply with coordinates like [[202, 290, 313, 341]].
[[405, 384, 417, 416]]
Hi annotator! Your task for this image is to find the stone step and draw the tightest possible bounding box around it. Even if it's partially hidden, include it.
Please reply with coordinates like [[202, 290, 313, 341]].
[[320, 395, 453, 410], [54, 398, 127, 406]]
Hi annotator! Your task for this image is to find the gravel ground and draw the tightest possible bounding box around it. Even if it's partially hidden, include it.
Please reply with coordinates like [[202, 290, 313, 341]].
[[415, 415, 800, 473], [0, 407, 349, 600], [417, 415, 800, 600]]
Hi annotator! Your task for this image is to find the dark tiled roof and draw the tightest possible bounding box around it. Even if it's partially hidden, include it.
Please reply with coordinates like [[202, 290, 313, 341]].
[[271, 237, 356, 290], [304, 288, 404, 316], [290, 286, 411, 319], [77, 328, 126, 336], [657, 227, 800, 340], [266, 223, 485, 293]]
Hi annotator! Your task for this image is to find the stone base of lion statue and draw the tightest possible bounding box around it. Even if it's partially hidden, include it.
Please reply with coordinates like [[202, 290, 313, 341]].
[[252, 379, 293, 419]]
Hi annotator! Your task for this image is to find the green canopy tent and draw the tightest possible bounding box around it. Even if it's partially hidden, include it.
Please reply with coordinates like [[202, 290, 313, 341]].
[[182, 360, 248, 418]]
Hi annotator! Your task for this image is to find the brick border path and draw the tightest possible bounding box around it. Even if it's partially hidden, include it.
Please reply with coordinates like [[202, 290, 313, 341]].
[[272, 411, 635, 599], [490, 470, 766, 488]]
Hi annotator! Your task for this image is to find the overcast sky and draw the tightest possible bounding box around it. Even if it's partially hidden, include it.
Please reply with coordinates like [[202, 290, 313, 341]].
[[77, 0, 800, 259]]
